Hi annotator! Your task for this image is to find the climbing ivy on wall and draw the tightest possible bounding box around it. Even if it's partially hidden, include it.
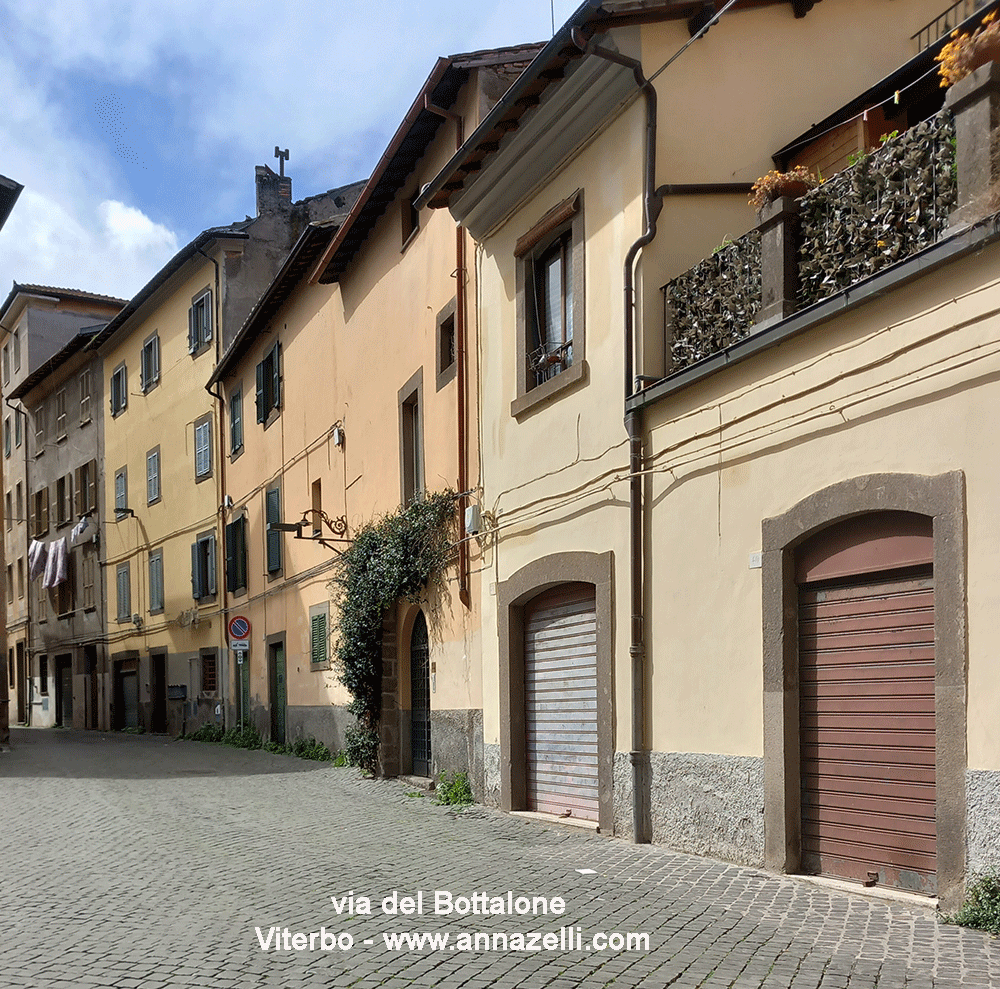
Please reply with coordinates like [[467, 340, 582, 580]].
[[332, 490, 456, 772]]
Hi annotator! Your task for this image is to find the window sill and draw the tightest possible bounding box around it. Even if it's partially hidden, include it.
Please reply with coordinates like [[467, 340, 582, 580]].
[[194, 472, 213, 484], [401, 226, 420, 254], [79, 416, 92, 427], [511, 359, 588, 420], [262, 407, 280, 431], [436, 361, 457, 393], [230, 445, 244, 464], [56, 433, 67, 444], [195, 595, 217, 607]]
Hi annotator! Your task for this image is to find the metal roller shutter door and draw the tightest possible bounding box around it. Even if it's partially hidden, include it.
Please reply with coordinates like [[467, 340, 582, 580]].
[[525, 583, 599, 821], [799, 572, 936, 894]]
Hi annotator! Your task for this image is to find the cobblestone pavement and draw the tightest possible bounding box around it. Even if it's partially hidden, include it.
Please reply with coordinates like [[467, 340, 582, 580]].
[[1, 728, 998, 989]]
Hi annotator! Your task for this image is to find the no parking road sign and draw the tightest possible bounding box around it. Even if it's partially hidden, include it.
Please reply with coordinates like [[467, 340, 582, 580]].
[[229, 615, 251, 640]]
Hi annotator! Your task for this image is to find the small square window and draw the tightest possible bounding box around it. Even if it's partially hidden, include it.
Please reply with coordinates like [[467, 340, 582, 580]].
[[110, 363, 127, 416], [188, 290, 213, 355], [194, 416, 212, 480], [141, 333, 160, 392]]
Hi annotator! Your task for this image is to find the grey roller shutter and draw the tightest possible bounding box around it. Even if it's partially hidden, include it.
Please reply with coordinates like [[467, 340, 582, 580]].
[[524, 583, 598, 822]]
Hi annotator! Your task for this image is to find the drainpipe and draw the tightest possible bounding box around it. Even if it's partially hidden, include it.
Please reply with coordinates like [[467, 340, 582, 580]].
[[5, 394, 29, 731], [198, 246, 230, 729], [572, 28, 661, 844], [424, 95, 471, 609]]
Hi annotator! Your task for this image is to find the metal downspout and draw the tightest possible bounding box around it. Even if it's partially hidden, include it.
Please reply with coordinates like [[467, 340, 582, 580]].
[[572, 28, 660, 844]]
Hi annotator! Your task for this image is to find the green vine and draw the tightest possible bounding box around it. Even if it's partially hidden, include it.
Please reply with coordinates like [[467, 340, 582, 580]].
[[332, 490, 456, 772]]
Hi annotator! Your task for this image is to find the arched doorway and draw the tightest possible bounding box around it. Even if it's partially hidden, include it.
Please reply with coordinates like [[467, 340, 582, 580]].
[[410, 611, 431, 777]]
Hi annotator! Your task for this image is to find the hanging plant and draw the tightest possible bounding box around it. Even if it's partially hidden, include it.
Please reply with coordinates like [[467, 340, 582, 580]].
[[748, 165, 819, 212], [331, 490, 456, 772], [936, 10, 1000, 88]]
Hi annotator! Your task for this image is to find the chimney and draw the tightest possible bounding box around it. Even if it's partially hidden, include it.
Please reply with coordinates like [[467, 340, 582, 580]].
[[255, 164, 292, 215]]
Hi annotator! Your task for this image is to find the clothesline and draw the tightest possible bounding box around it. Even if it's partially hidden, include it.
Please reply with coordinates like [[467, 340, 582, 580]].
[[28, 516, 91, 589]]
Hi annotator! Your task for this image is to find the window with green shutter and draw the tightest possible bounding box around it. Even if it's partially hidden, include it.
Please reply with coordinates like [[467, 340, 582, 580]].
[[225, 515, 247, 593], [265, 486, 281, 574], [310, 608, 328, 667], [255, 340, 281, 424]]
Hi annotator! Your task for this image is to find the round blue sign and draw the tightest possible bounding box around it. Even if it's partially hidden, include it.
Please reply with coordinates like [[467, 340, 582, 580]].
[[229, 616, 251, 639]]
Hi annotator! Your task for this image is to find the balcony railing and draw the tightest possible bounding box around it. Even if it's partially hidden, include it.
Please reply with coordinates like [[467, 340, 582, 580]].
[[912, 0, 991, 52]]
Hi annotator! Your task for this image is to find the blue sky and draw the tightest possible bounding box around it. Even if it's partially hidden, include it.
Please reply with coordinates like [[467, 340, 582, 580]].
[[0, 1, 583, 302]]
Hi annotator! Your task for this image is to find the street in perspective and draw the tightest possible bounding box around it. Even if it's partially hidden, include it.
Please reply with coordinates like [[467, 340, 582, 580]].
[[1, 728, 998, 989]]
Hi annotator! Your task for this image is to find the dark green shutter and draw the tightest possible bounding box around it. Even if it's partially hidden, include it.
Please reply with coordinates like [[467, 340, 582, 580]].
[[272, 342, 281, 410], [237, 516, 247, 588], [256, 361, 266, 422], [266, 487, 281, 573], [225, 521, 236, 593], [191, 542, 202, 599], [311, 612, 326, 665]]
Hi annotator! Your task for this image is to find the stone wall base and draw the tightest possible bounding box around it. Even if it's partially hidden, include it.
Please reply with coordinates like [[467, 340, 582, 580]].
[[967, 769, 1000, 876]]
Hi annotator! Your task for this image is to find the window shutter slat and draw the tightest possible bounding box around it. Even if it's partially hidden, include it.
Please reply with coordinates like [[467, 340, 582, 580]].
[[256, 361, 266, 423], [88, 460, 97, 514], [203, 293, 212, 341], [207, 534, 217, 596], [191, 542, 202, 599], [225, 521, 236, 593], [266, 487, 281, 573], [273, 342, 281, 410]]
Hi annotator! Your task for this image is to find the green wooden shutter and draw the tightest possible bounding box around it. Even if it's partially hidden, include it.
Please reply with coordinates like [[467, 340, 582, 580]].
[[311, 612, 327, 666], [225, 521, 236, 593], [256, 361, 266, 422], [272, 342, 281, 410], [266, 487, 281, 573], [191, 542, 202, 599]]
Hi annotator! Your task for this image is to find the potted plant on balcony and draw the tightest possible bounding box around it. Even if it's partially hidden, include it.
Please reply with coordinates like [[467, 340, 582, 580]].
[[748, 165, 819, 212], [936, 10, 1000, 88]]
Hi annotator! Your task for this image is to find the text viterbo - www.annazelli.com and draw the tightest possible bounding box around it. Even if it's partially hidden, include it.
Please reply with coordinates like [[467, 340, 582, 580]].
[[255, 927, 650, 954]]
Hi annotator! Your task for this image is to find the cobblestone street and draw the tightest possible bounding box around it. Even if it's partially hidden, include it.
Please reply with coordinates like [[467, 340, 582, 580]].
[[1, 728, 998, 988]]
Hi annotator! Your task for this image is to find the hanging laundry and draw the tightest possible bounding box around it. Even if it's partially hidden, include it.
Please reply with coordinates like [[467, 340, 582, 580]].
[[28, 539, 48, 581], [42, 538, 68, 589], [71, 516, 89, 542]]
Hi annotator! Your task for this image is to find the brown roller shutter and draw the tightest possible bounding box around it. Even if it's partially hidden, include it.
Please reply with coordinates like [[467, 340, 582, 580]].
[[524, 583, 598, 821], [799, 572, 936, 894]]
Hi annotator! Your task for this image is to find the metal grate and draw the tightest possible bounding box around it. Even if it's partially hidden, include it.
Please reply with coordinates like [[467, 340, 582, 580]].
[[410, 612, 431, 777]]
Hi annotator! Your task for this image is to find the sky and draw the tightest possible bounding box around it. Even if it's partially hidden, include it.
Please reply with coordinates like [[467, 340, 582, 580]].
[[0, 0, 584, 304]]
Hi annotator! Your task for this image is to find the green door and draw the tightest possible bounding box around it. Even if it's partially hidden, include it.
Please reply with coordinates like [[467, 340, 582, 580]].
[[269, 642, 286, 745]]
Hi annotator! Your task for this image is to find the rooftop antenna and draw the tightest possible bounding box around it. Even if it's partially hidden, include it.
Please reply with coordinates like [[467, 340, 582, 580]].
[[274, 146, 289, 177], [550, 0, 555, 34]]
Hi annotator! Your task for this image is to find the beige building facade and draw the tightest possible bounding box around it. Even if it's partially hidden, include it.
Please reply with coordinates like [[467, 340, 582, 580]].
[[211, 46, 540, 788], [422, 0, 994, 909], [0, 285, 123, 733]]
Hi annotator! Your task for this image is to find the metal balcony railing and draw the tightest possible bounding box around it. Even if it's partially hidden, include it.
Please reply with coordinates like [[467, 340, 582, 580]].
[[912, 0, 991, 52]]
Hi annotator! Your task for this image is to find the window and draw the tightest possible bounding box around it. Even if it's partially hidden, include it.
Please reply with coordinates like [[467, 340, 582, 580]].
[[191, 531, 217, 601], [194, 416, 212, 480], [265, 485, 282, 575], [6, 566, 12, 606], [3, 418, 8, 458], [116, 563, 131, 621], [436, 298, 457, 391], [16, 558, 23, 600], [230, 388, 243, 455], [225, 515, 248, 594], [401, 190, 420, 248], [513, 191, 586, 417], [148, 549, 164, 613], [56, 578, 72, 618], [141, 333, 161, 392], [55, 389, 67, 438], [55, 474, 73, 527], [110, 363, 127, 416], [146, 447, 161, 505], [311, 479, 322, 536], [31, 486, 49, 537], [310, 603, 329, 667], [201, 650, 218, 694], [75, 460, 97, 517], [15, 483, 22, 528], [4, 490, 9, 530], [255, 340, 281, 424], [188, 290, 212, 355], [79, 369, 92, 423], [14, 410, 21, 448], [398, 369, 424, 505], [33, 405, 45, 454], [38, 656, 48, 694], [2, 343, 8, 383], [114, 467, 128, 519], [82, 547, 96, 611], [13, 327, 20, 371]]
